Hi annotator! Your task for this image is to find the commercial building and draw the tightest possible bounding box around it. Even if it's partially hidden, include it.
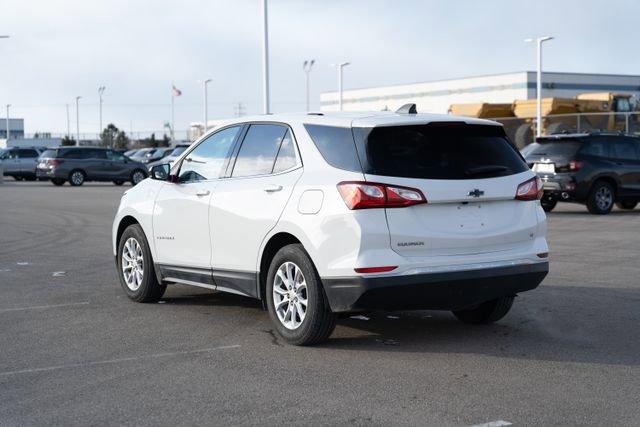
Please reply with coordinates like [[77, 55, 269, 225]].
[[0, 118, 25, 139], [320, 71, 640, 113]]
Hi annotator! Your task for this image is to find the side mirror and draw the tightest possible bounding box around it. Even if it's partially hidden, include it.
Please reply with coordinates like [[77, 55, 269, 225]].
[[150, 164, 170, 181]]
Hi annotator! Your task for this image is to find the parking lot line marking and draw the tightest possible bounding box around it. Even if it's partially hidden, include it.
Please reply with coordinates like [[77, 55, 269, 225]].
[[0, 345, 241, 377], [469, 421, 512, 427], [0, 301, 90, 313]]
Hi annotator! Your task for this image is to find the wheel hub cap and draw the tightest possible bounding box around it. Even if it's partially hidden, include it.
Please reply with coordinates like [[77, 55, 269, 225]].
[[272, 261, 308, 330], [122, 237, 144, 291]]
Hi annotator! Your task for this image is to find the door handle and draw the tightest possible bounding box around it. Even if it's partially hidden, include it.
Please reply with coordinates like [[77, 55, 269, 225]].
[[196, 189, 210, 197], [264, 184, 283, 193]]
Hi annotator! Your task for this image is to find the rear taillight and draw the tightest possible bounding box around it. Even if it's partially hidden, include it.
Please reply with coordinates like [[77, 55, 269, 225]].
[[515, 176, 543, 201], [354, 266, 398, 274], [569, 160, 582, 171], [337, 181, 427, 210], [47, 159, 63, 167]]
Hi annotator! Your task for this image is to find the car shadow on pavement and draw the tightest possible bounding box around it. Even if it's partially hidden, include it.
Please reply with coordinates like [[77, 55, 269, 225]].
[[161, 283, 640, 366]]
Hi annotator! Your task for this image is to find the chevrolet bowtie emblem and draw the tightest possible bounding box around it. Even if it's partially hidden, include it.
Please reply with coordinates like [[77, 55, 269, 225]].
[[468, 189, 484, 198]]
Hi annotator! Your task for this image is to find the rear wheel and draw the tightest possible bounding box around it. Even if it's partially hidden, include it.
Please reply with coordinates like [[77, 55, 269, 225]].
[[131, 169, 146, 185], [68, 170, 85, 186], [587, 181, 614, 215], [540, 197, 557, 212], [616, 201, 637, 210], [51, 178, 65, 186], [117, 224, 166, 303], [266, 244, 336, 345], [453, 296, 514, 324]]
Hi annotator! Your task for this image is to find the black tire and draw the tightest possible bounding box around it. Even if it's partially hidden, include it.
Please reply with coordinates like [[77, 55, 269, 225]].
[[452, 296, 514, 324], [586, 180, 615, 215], [113, 180, 125, 186], [266, 244, 336, 345], [514, 124, 533, 150], [116, 224, 166, 303], [131, 169, 146, 186], [13, 176, 23, 181], [51, 178, 65, 186], [24, 175, 37, 181], [540, 197, 557, 212], [615, 201, 637, 210], [68, 169, 85, 186]]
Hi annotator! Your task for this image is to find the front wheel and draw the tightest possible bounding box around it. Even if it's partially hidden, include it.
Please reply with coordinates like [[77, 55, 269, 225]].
[[68, 170, 85, 186], [586, 181, 614, 215], [117, 224, 166, 303], [540, 197, 557, 212], [616, 201, 637, 210], [452, 296, 514, 324], [266, 244, 336, 345]]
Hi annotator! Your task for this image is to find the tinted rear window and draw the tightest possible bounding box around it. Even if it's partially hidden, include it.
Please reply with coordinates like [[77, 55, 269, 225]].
[[529, 140, 582, 157], [304, 124, 361, 172], [356, 124, 528, 180], [41, 149, 58, 158]]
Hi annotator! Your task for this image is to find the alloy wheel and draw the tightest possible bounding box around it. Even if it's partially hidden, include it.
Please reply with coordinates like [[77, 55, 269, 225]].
[[132, 171, 145, 185], [595, 186, 613, 211], [122, 237, 144, 291], [272, 261, 308, 330], [71, 171, 84, 185]]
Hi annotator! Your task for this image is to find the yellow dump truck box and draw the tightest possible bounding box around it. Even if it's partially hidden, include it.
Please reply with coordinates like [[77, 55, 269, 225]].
[[513, 98, 585, 118], [448, 103, 514, 118]]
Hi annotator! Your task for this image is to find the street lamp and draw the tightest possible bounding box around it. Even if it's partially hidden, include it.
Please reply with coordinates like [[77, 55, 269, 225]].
[[333, 62, 350, 111], [202, 78, 212, 131], [5, 104, 10, 141], [261, 0, 270, 114], [75, 96, 82, 146], [98, 86, 106, 137], [303, 60, 315, 112], [525, 36, 554, 137]]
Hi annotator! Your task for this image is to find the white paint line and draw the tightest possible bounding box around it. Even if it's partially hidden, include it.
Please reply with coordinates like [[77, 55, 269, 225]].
[[469, 421, 512, 427], [0, 301, 90, 313], [51, 271, 67, 277], [0, 344, 241, 377], [350, 315, 370, 321], [0, 268, 11, 273], [16, 262, 30, 266], [386, 315, 400, 319]]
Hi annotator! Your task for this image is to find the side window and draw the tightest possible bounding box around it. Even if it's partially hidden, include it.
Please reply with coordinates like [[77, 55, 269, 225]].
[[107, 150, 126, 161], [18, 149, 38, 158], [272, 130, 299, 173], [87, 149, 107, 160], [63, 149, 82, 159], [4, 150, 17, 159], [611, 139, 638, 161], [580, 139, 608, 158], [179, 126, 240, 182], [231, 124, 287, 177], [304, 124, 361, 172]]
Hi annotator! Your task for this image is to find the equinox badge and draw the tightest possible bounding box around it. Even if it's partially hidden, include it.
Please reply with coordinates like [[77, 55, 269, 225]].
[[468, 189, 484, 198]]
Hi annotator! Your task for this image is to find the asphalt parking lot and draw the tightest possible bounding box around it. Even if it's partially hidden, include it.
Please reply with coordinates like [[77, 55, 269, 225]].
[[1, 180, 639, 426]]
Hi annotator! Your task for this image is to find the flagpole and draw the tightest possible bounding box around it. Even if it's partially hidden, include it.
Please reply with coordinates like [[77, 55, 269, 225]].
[[171, 88, 175, 141]]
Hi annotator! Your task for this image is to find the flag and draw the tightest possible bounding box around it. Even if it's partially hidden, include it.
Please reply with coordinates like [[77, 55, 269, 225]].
[[172, 85, 182, 97]]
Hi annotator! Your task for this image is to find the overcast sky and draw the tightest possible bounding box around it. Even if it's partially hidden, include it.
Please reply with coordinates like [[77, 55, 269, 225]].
[[1, 0, 639, 135]]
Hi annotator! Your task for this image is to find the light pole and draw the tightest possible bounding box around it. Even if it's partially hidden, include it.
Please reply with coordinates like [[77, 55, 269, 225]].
[[261, 0, 270, 114], [98, 86, 106, 138], [525, 36, 554, 137], [202, 78, 212, 131], [334, 61, 350, 111], [5, 104, 10, 141], [75, 96, 82, 146], [303, 60, 315, 112], [66, 104, 70, 137]]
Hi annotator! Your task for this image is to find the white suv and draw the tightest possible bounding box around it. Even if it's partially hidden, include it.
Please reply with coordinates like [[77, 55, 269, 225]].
[[112, 107, 549, 345]]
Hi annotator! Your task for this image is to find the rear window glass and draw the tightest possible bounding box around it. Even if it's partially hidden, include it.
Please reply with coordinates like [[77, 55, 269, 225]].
[[357, 124, 528, 180], [529, 140, 582, 157], [41, 149, 58, 158], [304, 124, 361, 172]]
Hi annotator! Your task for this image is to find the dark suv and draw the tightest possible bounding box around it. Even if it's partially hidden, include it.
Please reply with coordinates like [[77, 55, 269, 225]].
[[524, 133, 640, 214], [36, 147, 148, 186]]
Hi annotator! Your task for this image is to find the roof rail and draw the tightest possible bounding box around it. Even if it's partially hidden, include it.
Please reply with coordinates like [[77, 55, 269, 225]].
[[307, 112, 324, 116], [396, 103, 417, 114]]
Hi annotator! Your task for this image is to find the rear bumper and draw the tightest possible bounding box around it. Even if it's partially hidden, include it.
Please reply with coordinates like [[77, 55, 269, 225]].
[[322, 262, 548, 312]]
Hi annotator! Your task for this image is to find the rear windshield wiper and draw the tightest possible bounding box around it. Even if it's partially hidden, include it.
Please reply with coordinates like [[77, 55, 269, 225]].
[[465, 165, 508, 177]]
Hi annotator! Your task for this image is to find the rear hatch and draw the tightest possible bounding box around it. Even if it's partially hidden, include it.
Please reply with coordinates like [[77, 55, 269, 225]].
[[353, 122, 538, 257], [524, 138, 582, 174]]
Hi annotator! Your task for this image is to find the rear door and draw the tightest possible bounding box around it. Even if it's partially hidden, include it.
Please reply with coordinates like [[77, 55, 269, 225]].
[[17, 149, 40, 174], [210, 124, 302, 296], [355, 123, 538, 257], [610, 137, 640, 194]]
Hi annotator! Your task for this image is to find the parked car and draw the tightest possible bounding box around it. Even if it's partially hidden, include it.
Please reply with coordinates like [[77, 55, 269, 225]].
[[128, 148, 157, 162], [524, 132, 640, 214], [124, 149, 140, 158], [112, 109, 549, 345], [136, 147, 174, 165], [37, 147, 148, 186], [146, 143, 191, 171], [0, 147, 45, 180]]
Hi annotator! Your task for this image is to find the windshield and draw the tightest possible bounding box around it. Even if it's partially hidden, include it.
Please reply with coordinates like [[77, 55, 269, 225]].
[[355, 123, 528, 180], [527, 140, 582, 157]]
